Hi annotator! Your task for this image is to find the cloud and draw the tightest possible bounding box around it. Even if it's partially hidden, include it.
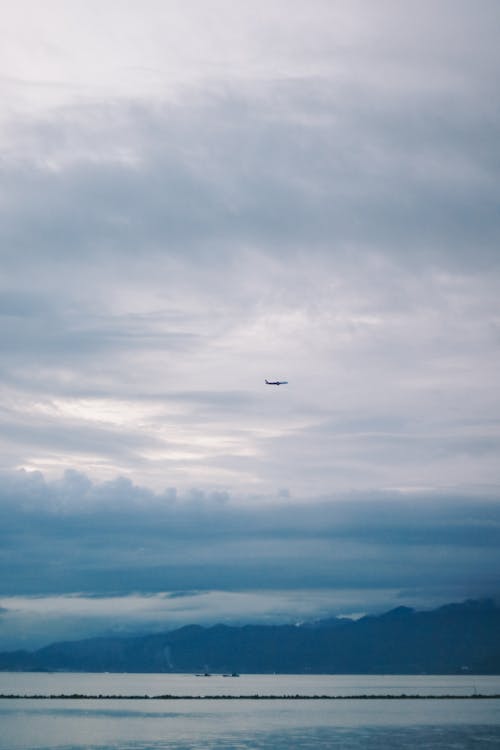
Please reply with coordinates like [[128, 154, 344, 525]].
[[0, 469, 499, 648], [2, 75, 499, 270], [0, 224, 498, 493], [0, 588, 396, 651], [0, 471, 499, 628], [0, 1, 499, 648]]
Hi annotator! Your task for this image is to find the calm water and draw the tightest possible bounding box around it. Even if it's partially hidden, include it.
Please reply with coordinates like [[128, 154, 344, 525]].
[[1, 673, 499, 749]]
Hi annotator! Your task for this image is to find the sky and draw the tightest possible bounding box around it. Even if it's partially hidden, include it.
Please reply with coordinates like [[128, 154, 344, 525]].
[[1, 0, 500, 650]]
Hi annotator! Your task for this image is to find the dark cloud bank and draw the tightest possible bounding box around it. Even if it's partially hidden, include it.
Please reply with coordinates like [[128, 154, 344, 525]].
[[1, 470, 498, 600]]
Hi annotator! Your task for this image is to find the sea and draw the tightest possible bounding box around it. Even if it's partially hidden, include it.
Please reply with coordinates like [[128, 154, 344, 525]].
[[1, 673, 499, 749]]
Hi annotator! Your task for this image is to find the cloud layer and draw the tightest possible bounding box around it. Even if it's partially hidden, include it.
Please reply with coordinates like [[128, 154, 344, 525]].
[[1, 470, 499, 648], [0, 2, 499, 647], [1, 86, 498, 494]]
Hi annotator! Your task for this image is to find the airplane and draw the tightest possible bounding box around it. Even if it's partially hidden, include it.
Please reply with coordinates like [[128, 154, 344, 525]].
[[265, 379, 288, 385]]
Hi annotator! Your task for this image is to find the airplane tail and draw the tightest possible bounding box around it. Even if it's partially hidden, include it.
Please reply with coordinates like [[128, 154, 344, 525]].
[[265, 379, 269, 384]]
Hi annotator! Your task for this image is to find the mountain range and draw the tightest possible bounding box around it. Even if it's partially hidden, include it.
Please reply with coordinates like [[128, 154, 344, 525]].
[[1, 599, 499, 674]]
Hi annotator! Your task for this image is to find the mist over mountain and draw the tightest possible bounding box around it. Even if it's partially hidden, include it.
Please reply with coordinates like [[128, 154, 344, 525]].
[[1, 599, 498, 675]]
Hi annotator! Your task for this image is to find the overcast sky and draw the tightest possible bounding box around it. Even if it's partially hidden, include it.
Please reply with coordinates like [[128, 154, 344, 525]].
[[1, 0, 499, 650]]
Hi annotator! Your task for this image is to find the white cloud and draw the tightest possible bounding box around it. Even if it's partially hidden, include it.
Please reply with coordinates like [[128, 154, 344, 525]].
[[0, 586, 463, 651]]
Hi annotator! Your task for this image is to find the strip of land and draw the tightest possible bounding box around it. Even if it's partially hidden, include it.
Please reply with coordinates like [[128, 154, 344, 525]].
[[1, 694, 499, 700]]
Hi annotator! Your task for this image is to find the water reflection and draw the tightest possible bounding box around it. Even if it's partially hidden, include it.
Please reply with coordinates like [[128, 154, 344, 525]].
[[2, 725, 500, 750], [1, 697, 500, 749], [1, 675, 500, 750]]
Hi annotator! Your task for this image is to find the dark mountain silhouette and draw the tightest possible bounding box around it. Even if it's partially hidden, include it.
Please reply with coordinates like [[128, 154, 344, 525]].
[[1, 599, 499, 674]]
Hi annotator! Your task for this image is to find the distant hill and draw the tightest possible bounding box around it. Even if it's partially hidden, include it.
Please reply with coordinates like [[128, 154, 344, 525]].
[[1, 599, 499, 674]]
